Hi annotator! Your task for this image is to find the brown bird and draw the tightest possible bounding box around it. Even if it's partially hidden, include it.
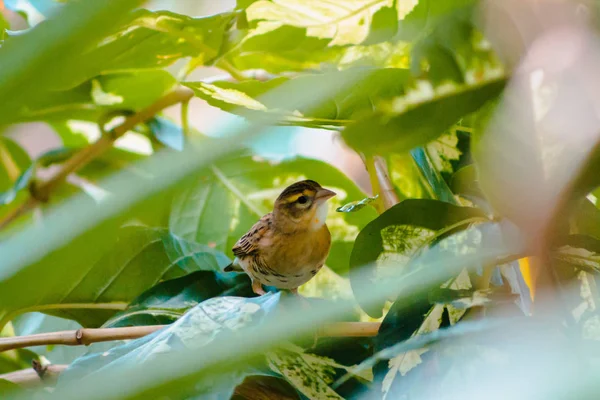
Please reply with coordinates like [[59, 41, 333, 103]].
[[224, 180, 336, 295]]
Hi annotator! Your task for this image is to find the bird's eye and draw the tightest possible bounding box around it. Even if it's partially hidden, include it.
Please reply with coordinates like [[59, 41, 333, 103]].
[[297, 195, 308, 204]]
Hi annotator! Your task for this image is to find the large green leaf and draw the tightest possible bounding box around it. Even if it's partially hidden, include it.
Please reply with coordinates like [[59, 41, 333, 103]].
[[7, 70, 177, 125], [46, 9, 234, 91], [169, 153, 377, 274], [244, 0, 415, 46], [349, 199, 487, 317], [184, 68, 411, 129], [0, 225, 231, 329], [59, 294, 282, 398], [0, 0, 144, 123], [342, 74, 505, 155], [103, 269, 253, 328]]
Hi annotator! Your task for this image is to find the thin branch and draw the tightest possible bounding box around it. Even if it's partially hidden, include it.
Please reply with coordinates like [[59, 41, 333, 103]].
[[373, 155, 399, 210], [0, 322, 381, 353], [0, 364, 67, 387], [0, 86, 194, 231]]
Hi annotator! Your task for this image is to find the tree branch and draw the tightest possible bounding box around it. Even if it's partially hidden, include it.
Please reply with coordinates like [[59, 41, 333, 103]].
[[0, 364, 67, 387], [0, 322, 381, 353], [365, 155, 399, 213], [0, 86, 194, 231]]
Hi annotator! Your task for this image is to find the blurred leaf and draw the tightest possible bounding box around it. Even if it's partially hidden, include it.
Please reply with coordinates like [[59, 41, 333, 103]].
[[0, 379, 20, 396], [91, 70, 176, 110], [336, 195, 378, 213], [59, 294, 282, 398], [0, 225, 231, 329], [396, 0, 475, 42], [0, 323, 39, 374], [387, 152, 427, 200], [267, 343, 370, 400], [343, 75, 505, 155], [350, 199, 487, 317], [47, 10, 234, 91], [148, 117, 184, 151], [183, 68, 411, 129], [0, 13, 8, 40], [0, 0, 144, 123], [0, 138, 31, 192], [104, 269, 254, 328], [245, 0, 413, 46], [169, 153, 377, 274], [49, 122, 90, 147]]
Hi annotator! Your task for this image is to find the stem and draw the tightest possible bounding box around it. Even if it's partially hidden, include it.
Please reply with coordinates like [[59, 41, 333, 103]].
[[0, 86, 194, 231], [0, 322, 381, 353], [0, 364, 67, 387], [365, 156, 385, 214], [373, 155, 399, 210], [0, 140, 20, 181]]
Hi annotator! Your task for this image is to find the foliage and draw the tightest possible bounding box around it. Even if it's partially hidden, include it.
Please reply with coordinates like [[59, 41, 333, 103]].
[[1, 0, 600, 399]]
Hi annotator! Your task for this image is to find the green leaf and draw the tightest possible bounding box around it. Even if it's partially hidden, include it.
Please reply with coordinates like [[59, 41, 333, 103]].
[[0, 379, 20, 396], [343, 74, 505, 155], [0, 0, 144, 123], [410, 147, 457, 204], [169, 153, 376, 274], [396, 0, 475, 41], [103, 269, 254, 328], [0, 138, 31, 192], [59, 294, 282, 398], [91, 70, 176, 110], [184, 68, 411, 129], [148, 117, 184, 151], [387, 152, 428, 200], [0, 225, 231, 329], [47, 10, 234, 91], [350, 199, 487, 317], [336, 195, 378, 213], [267, 343, 370, 400], [245, 0, 413, 46]]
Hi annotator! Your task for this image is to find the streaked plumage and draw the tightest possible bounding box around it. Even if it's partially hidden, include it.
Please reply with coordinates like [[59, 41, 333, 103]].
[[224, 180, 336, 295]]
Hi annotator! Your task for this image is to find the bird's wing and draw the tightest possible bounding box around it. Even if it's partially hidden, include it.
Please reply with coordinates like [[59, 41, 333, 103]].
[[232, 213, 272, 259]]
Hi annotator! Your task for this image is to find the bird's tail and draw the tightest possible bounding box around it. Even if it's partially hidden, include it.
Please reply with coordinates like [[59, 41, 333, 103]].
[[224, 258, 242, 272]]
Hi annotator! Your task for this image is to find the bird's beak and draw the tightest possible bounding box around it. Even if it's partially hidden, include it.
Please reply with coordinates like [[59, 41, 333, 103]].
[[315, 188, 336, 202]]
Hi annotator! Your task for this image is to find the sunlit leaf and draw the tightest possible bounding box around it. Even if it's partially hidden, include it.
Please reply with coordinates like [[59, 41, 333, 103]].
[[184, 68, 411, 129]]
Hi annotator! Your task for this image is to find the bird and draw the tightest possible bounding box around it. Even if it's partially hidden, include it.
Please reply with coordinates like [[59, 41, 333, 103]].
[[224, 180, 336, 295]]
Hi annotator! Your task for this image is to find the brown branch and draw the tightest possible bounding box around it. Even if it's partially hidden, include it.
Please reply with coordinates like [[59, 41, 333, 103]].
[[0, 364, 67, 387], [0, 322, 381, 353], [0, 86, 194, 231], [0, 325, 165, 352], [373, 155, 399, 210]]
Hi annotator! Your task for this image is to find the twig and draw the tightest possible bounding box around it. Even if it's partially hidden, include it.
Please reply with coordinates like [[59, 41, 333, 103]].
[[0, 322, 381, 353], [0, 364, 67, 387], [373, 155, 400, 210], [365, 155, 399, 213], [0, 325, 164, 352], [0, 86, 194, 231]]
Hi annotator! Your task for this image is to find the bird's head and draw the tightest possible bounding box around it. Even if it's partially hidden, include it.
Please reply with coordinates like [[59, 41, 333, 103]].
[[274, 180, 336, 231]]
